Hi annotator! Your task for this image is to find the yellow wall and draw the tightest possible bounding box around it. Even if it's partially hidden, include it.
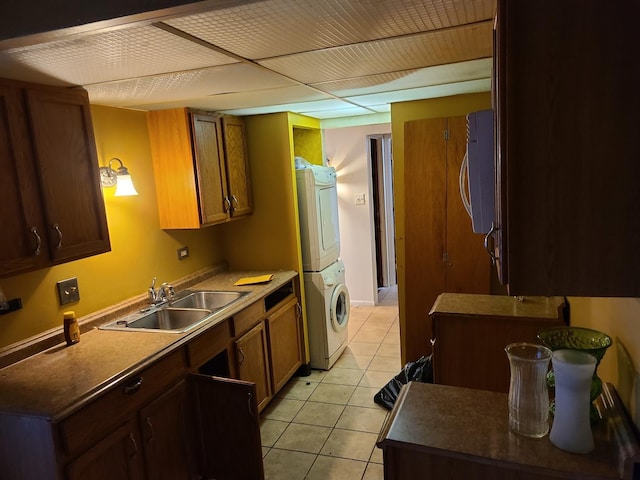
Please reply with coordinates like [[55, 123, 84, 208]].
[[391, 92, 492, 364], [0, 105, 224, 349]]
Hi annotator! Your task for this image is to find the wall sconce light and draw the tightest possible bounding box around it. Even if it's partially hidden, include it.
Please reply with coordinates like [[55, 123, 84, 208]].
[[99, 158, 138, 196]]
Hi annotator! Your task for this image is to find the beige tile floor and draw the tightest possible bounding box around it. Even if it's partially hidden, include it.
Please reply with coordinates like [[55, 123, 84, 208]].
[[260, 286, 400, 480]]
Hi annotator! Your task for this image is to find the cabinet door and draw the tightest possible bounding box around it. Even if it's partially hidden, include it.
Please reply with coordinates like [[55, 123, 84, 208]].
[[404, 117, 448, 362], [190, 112, 229, 225], [66, 419, 145, 480], [222, 115, 252, 218], [235, 321, 272, 411], [267, 298, 302, 393], [138, 381, 194, 480], [25, 87, 110, 264], [495, 0, 640, 296], [189, 374, 264, 480], [404, 117, 490, 362], [0, 84, 50, 276]]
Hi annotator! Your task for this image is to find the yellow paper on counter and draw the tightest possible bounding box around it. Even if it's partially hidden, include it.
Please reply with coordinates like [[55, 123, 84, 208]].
[[234, 274, 274, 286]]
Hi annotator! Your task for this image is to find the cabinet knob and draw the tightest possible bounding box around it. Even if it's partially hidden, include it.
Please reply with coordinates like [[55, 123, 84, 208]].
[[30, 227, 41, 256], [52, 223, 63, 249]]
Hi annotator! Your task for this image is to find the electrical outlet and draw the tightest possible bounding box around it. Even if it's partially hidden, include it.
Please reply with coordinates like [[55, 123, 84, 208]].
[[177, 246, 190, 260], [57, 277, 80, 306]]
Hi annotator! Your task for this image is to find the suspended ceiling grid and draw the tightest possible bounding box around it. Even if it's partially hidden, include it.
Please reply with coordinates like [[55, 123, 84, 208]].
[[0, 0, 495, 119]]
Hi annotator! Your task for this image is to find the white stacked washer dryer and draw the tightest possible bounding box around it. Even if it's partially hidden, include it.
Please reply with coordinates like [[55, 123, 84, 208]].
[[296, 164, 350, 370]]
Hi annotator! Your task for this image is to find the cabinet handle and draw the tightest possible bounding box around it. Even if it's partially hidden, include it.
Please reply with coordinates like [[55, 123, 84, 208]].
[[238, 347, 245, 366], [224, 197, 232, 212], [30, 227, 41, 256], [52, 223, 63, 249], [484, 222, 497, 265], [231, 195, 239, 209], [128, 433, 138, 459], [295, 303, 302, 319], [247, 392, 254, 416], [145, 417, 154, 443], [123, 377, 143, 395]]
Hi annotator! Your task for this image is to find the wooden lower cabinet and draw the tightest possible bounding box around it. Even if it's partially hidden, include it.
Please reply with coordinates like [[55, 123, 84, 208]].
[[429, 293, 566, 393], [139, 381, 194, 480], [267, 297, 303, 393], [66, 419, 145, 480], [236, 321, 273, 412]]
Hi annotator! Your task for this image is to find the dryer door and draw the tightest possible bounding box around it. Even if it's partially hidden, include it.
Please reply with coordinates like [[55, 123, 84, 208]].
[[330, 283, 350, 333]]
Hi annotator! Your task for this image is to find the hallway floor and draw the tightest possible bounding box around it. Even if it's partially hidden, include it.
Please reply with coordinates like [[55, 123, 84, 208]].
[[260, 286, 399, 480]]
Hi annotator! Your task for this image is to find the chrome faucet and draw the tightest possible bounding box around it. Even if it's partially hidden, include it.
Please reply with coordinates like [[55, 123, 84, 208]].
[[148, 277, 175, 305]]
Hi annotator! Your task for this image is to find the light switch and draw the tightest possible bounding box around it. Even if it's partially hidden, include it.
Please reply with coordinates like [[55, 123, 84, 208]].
[[355, 193, 366, 205]]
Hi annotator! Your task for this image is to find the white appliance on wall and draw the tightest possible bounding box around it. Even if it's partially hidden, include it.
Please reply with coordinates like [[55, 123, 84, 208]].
[[460, 109, 495, 234], [303, 259, 350, 370], [296, 166, 340, 272], [296, 163, 350, 370]]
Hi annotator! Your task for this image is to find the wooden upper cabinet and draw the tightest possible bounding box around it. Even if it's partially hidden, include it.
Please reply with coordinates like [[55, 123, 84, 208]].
[[222, 115, 252, 218], [25, 87, 110, 264], [492, 0, 640, 296], [0, 80, 110, 278], [147, 108, 252, 229]]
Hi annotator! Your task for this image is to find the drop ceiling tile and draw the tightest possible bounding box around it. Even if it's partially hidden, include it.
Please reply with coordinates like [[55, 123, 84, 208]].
[[0, 24, 238, 86], [258, 21, 492, 84], [165, 0, 495, 59], [129, 85, 330, 111], [86, 63, 297, 107], [311, 58, 491, 97], [301, 106, 378, 119], [345, 78, 491, 105], [219, 97, 366, 117]]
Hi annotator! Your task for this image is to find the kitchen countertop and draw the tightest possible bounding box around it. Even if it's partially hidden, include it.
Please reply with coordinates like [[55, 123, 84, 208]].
[[377, 381, 625, 479], [430, 292, 566, 320], [0, 269, 297, 421]]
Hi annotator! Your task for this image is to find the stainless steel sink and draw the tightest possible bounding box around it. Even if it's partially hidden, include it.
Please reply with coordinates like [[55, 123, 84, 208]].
[[99, 290, 249, 333], [169, 290, 247, 310], [126, 307, 211, 331]]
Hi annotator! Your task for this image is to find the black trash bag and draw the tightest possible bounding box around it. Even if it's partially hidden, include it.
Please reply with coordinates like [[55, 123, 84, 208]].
[[373, 354, 433, 410]]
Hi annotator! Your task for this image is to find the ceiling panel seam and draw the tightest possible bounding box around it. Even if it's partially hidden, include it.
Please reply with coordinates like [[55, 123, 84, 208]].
[[152, 21, 377, 113]]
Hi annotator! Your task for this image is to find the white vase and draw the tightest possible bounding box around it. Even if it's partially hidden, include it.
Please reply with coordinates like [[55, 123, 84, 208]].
[[549, 349, 597, 454]]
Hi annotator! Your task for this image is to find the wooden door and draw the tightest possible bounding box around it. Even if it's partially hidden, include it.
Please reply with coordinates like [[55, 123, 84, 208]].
[[189, 374, 264, 480], [404, 118, 448, 363], [445, 116, 490, 294], [0, 83, 50, 276], [267, 298, 302, 393], [66, 419, 145, 480], [25, 87, 110, 264], [404, 117, 490, 362], [191, 113, 229, 225], [138, 381, 194, 480], [235, 321, 272, 411], [222, 115, 252, 218]]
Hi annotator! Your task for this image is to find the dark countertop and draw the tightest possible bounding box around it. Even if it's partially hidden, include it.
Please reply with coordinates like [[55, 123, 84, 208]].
[[377, 382, 620, 479], [0, 269, 296, 421], [430, 292, 566, 319]]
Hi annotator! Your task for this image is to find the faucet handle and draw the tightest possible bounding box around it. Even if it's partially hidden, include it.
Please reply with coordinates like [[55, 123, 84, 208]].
[[160, 282, 175, 301]]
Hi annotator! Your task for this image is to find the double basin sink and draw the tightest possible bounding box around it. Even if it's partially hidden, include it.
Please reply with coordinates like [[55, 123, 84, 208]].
[[99, 290, 248, 333]]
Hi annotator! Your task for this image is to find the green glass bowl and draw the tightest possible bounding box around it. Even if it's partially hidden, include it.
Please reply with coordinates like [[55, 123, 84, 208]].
[[537, 326, 612, 365]]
